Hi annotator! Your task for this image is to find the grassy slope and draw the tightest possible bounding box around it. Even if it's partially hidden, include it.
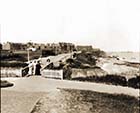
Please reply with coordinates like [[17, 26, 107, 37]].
[[31, 89, 140, 113]]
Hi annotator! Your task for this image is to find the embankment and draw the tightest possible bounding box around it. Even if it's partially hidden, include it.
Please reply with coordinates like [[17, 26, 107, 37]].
[[31, 89, 140, 113], [71, 68, 140, 89]]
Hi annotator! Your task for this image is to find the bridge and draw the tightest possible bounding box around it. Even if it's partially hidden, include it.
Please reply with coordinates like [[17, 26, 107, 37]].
[[21, 51, 80, 78]]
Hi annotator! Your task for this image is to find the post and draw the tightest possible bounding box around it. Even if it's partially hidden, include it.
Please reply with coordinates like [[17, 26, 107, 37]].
[[27, 47, 36, 62], [27, 49, 30, 62]]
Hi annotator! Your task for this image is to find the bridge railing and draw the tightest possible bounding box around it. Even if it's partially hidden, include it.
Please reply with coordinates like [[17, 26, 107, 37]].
[[21, 63, 63, 79], [21, 52, 80, 77], [41, 69, 63, 80], [21, 66, 29, 77]]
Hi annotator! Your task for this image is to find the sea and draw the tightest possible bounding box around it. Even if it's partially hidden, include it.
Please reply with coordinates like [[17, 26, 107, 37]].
[[107, 52, 140, 63]]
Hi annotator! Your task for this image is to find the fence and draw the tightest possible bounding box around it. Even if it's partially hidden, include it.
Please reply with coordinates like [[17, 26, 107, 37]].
[[1, 67, 22, 77], [41, 69, 63, 80]]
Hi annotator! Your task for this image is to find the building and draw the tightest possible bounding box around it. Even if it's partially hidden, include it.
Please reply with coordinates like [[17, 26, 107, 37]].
[[76, 45, 93, 52], [51, 43, 61, 54], [59, 42, 75, 53], [2, 41, 76, 56], [2, 42, 27, 51], [41, 43, 61, 56], [27, 42, 47, 50]]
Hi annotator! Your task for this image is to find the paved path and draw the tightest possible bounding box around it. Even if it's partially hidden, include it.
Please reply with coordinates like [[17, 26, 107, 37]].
[[1, 76, 139, 113], [39, 52, 75, 70], [1, 90, 44, 113], [2, 76, 139, 97]]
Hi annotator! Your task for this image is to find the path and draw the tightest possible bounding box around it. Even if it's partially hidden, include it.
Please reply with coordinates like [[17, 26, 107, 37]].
[[2, 76, 139, 97], [1, 76, 139, 113], [38, 52, 76, 70]]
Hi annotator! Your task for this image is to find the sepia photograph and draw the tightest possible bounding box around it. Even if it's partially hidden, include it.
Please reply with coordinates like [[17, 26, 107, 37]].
[[0, 0, 140, 113]]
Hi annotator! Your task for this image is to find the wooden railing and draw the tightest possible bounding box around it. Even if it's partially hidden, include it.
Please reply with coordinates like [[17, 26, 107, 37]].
[[21, 66, 29, 77]]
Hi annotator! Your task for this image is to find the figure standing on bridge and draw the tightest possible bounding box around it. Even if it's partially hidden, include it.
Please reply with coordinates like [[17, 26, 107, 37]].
[[35, 61, 42, 75], [33, 60, 37, 75], [27, 61, 34, 77]]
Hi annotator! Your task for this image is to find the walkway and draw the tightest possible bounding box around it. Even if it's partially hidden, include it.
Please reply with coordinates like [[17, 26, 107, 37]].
[[1, 76, 139, 113], [2, 76, 139, 97]]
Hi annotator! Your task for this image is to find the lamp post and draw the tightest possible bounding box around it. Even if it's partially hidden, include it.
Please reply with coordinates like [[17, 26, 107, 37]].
[[27, 48, 36, 62]]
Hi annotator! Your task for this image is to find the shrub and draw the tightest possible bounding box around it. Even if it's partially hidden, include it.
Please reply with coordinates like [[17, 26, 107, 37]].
[[0, 61, 28, 67], [128, 76, 140, 89], [72, 74, 128, 87], [1, 80, 14, 88]]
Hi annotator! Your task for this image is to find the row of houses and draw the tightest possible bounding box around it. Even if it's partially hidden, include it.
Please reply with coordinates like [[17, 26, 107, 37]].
[[1, 42, 99, 58], [1, 42, 75, 53], [1, 42, 95, 52]]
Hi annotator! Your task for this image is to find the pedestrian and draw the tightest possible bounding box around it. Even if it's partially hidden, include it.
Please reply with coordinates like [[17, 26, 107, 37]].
[[27, 61, 33, 77], [33, 60, 37, 75], [35, 61, 42, 75]]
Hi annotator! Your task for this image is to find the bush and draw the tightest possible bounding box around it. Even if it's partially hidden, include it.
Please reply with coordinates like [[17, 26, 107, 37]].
[[76, 52, 96, 65], [0, 61, 28, 67], [66, 58, 74, 64], [72, 74, 128, 87], [128, 76, 140, 89], [0, 54, 26, 61], [100, 75, 127, 86], [63, 65, 72, 80], [1, 80, 14, 88]]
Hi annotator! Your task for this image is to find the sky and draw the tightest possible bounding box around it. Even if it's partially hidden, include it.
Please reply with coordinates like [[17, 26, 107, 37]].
[[0, 0, 140, 52]]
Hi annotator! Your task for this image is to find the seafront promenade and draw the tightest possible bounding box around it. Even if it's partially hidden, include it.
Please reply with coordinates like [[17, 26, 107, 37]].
[[1, 76, 139, 113], [1, 51, 140, 113]]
